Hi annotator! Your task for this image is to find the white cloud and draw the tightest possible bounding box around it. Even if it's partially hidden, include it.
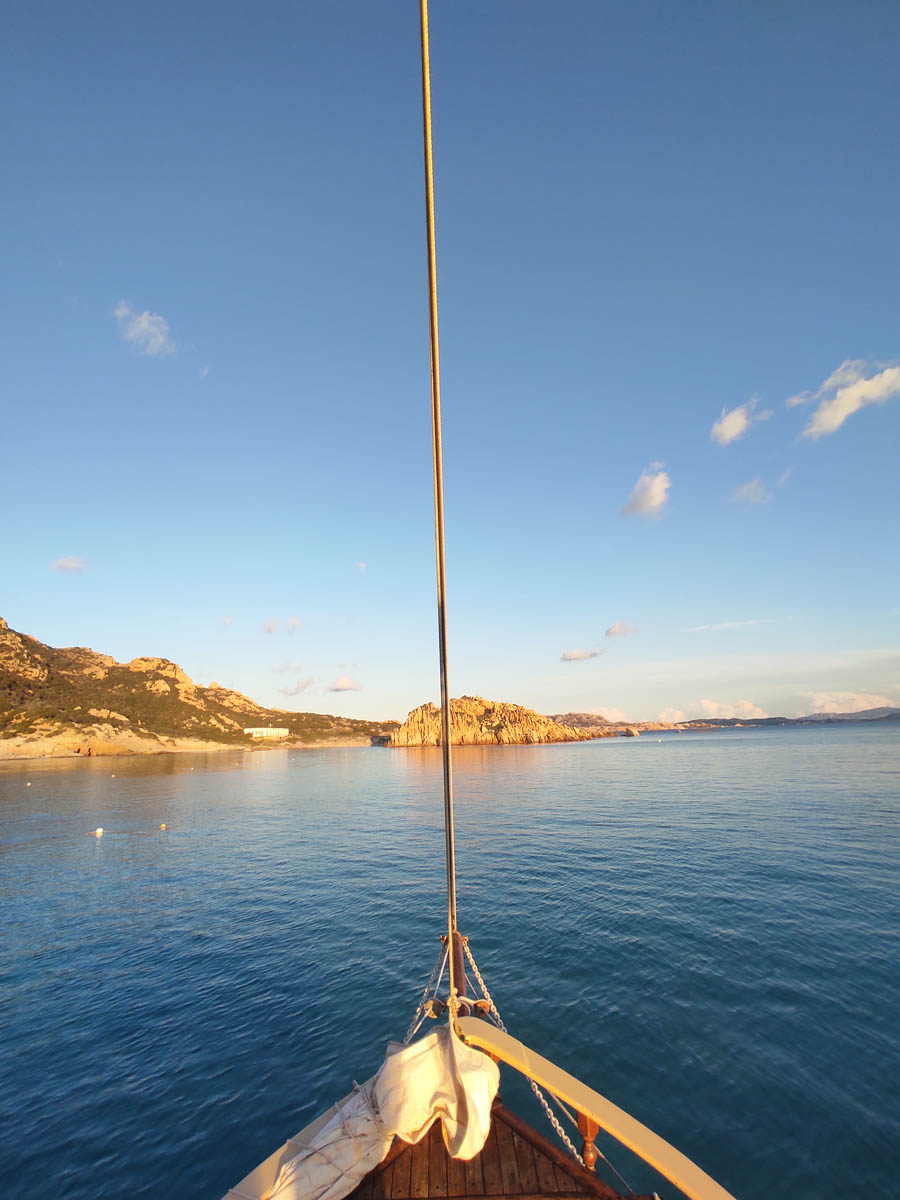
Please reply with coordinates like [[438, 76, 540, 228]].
[[263, 619, 278, 635], [802, 365, 900, 439], [788, 359, 868, 407], [355, 561, 367, 573], [659, 707, 687, 723], [731, 478, 773, 505], [279, 677, 315, 697], [287, 616, 302, 632], [710, 397, 772, 445], [114, 300, 174, 356], [621, 463, 670, 517], [588, 706, 626, 722], [561, 649, 599, 662], [699, 698, 769, 719], [802, 690, 895, 714], [605, 620, 639, 639], [51, 556, 85, 573], [685, 619, 770, 633], [329, 674, 360, 692], [777, 468, 792, 487]]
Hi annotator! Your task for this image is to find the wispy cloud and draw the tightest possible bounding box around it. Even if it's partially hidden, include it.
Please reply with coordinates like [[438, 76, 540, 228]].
[[777, 468, 792, 487], [795, 363, 900, 439], [605, 621, 639, 639], [802, 690, 895, 714], [113, 300, 174, 356], [684, 619, 771, 633], [355, 561, 367, 573], [588, 706, 626, 722], [200, 366, 209, 377], [659, 707, 687, 723], [279, 677, 315, 697], [52, 556, 85, 573], [561, 649, 599, 662], [329, 674, 360, 692], [287, 616, 302, 632], [786, 359, 867, 407], [263, 619, 279, 635], [710, 397, 771, 445], [272, 660, 304, 675], [699, 698, 769, 719], [621, 463, 670, 517], [731, 478, 773, 506]]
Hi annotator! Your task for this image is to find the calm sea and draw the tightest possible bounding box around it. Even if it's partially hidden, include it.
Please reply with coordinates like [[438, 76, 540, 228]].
[[1, 726, 898, 1200]]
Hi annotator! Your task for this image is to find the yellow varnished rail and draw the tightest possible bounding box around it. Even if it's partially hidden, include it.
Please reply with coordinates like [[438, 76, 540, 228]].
[[457, 1017, 738, 1200]]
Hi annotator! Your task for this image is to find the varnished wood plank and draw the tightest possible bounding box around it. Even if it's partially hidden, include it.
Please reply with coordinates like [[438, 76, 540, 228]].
[[355, 1177, 374, 1200], [513, 1131, 540, 1195], [532, 1144, 558, 1195], [447, 1149, 467, 1198], [464, 1148, 485, 1197], [494, 1106, 619, 1200], [553, 1164, 579, 1194], [371, 1162, 394, 1200], [392, 1148, 413, 1199], [494, 1118, 522, 1195], [410, 1134, 430, 1198], [428, 1122, 448, 1198], [480, 1124, 505, 1196]]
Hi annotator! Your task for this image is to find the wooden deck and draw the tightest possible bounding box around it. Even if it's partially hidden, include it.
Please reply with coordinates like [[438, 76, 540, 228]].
[[346, 1104, 645, 1200]]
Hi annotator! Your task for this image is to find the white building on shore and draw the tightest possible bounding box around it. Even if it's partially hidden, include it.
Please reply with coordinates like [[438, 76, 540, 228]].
[[243, 726, 289, 739]]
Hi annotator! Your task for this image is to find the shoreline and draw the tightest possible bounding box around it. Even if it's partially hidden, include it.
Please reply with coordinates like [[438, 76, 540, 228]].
[[0, 733, 379, 762]]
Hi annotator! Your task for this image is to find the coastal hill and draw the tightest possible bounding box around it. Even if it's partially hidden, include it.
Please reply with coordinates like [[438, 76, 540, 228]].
[[0, 617, 397, 759], [389, 697, 598, 746]]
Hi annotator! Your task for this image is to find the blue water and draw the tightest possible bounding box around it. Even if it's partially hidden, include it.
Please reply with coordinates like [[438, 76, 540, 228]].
[[2, 727, 898, 1200]]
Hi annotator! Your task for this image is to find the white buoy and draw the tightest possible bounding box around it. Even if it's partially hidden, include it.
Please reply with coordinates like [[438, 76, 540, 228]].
[[92, 827, 104, 837], [26, 781, 31, 787]]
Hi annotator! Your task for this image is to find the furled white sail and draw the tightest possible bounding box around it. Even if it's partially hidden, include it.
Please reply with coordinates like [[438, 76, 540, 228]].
[[265, 1025, 500, 1200]]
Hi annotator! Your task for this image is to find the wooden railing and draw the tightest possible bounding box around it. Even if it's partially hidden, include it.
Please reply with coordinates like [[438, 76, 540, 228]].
[[457, 1017, 738, 1200]]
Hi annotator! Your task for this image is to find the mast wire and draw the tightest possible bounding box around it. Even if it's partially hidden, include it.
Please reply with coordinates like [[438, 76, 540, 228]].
[[418, 0, 460, 1014]]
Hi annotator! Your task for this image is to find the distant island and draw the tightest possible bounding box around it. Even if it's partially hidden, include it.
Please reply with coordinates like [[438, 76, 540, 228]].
[[0, 617, 397, 759], [1, 616, 896, 760]]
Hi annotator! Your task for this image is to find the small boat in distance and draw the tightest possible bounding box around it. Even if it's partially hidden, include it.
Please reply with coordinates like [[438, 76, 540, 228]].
[[221, 6, 738, 1200]]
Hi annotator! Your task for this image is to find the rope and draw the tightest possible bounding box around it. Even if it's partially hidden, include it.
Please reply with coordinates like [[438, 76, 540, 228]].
[[404, 940, 449, 1044]]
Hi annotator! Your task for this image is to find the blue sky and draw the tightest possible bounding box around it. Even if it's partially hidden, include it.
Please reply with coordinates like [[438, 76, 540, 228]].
[[2, 1, 898, 722]]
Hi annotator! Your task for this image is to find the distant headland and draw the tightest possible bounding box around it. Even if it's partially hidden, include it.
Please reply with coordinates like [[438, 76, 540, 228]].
[[0, 617, 397, 759], [1, 617, 896, 760]]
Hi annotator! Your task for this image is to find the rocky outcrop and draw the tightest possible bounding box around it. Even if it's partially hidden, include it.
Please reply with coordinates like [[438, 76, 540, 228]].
[[388, 696, 593, 747], [549, 712, 618, 738]]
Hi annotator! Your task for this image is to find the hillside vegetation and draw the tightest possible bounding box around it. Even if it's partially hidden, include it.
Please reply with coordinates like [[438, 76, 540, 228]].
[[0, 617, 397, 757]]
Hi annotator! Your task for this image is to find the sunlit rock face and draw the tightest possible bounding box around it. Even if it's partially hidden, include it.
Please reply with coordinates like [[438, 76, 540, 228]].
[[388, 696, 593, 746]]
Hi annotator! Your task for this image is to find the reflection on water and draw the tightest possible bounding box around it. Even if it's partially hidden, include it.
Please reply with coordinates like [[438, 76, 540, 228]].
[[1, 727, 898, 1200]]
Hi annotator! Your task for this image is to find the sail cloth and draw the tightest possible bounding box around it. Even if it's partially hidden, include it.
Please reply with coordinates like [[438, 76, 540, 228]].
[[267, 1024, 500, 1200]]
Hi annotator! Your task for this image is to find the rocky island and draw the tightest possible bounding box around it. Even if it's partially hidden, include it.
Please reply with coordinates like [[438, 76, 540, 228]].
[[388, 696, 594, 746]]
